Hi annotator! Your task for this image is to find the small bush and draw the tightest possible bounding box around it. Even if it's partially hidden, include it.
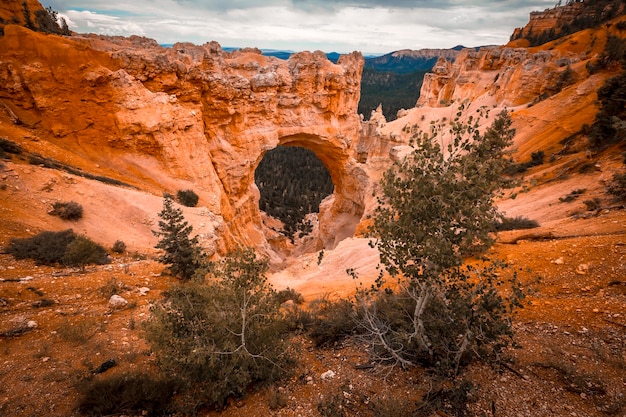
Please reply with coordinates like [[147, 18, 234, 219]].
[[77, 373, 175, 416], [176, 189, 199, 207], [308, 297, 358, 347], [5, 229, 76, 265], [111, 240, 126, 254], [99, 278, 127, 298], [62, 235, 109, 270], [57, 317, 97, 343], [494, 216, 540, 231], [49, 201, 83, 220], [144, 248, 293, 411], [530, 150, 545, 166], [583, 198, 601, 211], [559, 188, 586, 203], [503, 150, 546, 175], [275, 287, 304, 305], [607, 172, 626, 201], [0, 137, 23, 159], [267, 385, 288, 410], [5, 230, 109, 268]]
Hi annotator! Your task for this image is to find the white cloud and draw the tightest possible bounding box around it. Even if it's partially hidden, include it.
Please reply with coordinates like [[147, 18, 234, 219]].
[[65, 10, 146, 36], [42, 0, 557, 53]]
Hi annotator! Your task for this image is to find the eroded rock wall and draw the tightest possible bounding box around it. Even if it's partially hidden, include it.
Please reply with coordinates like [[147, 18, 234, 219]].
[[417, 45, 586, 108], [0, 25, 365, 257]]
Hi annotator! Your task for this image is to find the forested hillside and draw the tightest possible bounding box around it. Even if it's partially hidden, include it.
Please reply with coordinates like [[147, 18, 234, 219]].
[[358, 68, 429, 121], [254, 146, 334, 239]]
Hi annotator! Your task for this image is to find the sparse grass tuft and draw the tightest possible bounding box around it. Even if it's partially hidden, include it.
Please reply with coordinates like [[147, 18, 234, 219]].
[[494, 216, 540, 231], [559, 188, 586, 203], [111, 240, 126, 254], [317, 393, 346, 417], [267, 385, 289, 410], [415, 380, 475, 417], [607, 172, 626, 201], [99, 277, 127, 298], [57, 318, 98, 343], [370, 395, 415, 417]]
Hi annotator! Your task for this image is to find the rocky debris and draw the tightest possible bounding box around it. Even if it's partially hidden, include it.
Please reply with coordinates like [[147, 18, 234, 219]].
[[576, 263, 590, 275], [108, 294, 128, 308], [320, 370, 335, 380], [0, 317, 37, 337]]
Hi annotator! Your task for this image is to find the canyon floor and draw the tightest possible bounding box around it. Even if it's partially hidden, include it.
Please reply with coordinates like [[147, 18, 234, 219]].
[[1, 203, 625, 416]]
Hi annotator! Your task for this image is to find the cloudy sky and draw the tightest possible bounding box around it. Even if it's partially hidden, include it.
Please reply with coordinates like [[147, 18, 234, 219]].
[[43, 1, 557, 54]]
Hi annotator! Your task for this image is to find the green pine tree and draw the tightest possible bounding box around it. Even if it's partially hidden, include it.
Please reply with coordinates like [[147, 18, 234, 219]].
[[152, 193, 203, 280]]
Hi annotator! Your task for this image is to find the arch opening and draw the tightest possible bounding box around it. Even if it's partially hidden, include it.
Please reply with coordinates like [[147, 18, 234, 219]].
[[254, 145, 334, 248], [248, 132, 367, 257]]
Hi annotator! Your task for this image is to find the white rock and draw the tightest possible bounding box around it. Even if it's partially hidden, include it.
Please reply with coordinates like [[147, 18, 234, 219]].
[[109, 295, 129, 308], [552, 257, 564, 265], [320, 370, 335, 380], [27, 320, 38, 328], [138, 287, 150, 296], [576, 264, 589, 275]]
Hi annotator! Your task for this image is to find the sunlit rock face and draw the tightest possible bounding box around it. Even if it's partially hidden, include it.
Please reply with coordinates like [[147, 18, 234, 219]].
[[417, 46, 586, 108], [0, 21, 367, 257]]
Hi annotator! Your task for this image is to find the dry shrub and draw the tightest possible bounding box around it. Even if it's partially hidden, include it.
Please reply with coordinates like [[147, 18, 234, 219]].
[[49, 201, 83, 220], [308, 296, 357, 347], [77, 373, 175, 416], [144, 248, 294, 411]]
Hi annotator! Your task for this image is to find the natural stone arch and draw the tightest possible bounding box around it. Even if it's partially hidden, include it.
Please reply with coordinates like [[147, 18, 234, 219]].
[[253, 132, 367, 252]]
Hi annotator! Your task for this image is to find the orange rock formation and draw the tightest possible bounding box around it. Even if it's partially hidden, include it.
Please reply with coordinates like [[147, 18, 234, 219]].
[[0, 0, 624, 265], [0, 15, 367, 259]]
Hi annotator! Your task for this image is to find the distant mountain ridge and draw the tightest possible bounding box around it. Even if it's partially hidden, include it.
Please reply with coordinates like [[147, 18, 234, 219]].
[[358, 46, 471, 120], [160, 45, 467, 73], [364, 46, 466, 74], [255, 47, 467, 72]]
